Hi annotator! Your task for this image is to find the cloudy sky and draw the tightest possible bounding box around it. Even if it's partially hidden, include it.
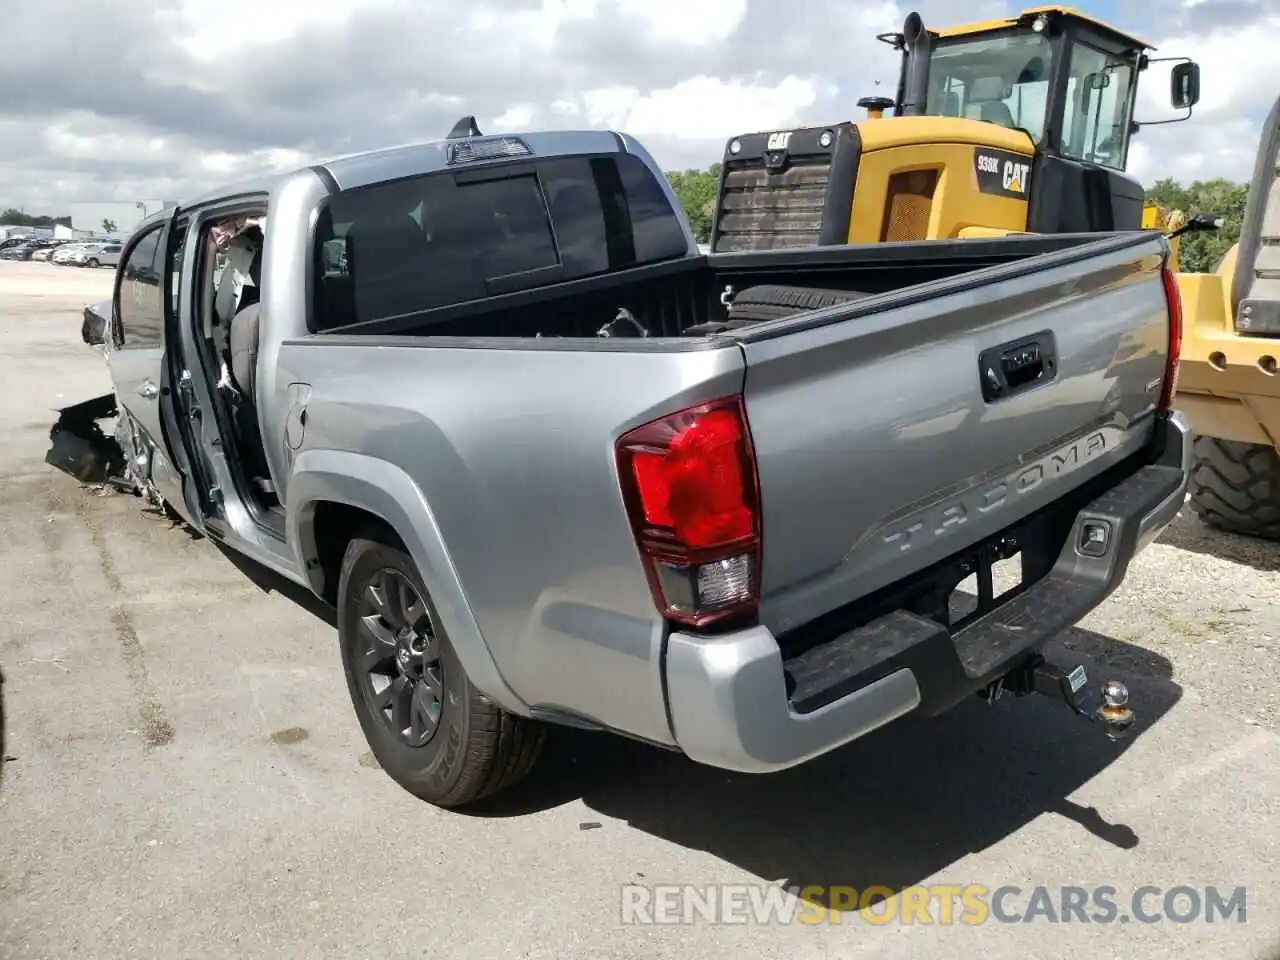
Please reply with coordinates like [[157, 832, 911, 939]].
[[2, 0, 1275, 214]]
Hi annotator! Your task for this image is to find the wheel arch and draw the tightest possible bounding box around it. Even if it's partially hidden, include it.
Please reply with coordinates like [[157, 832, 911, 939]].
[[288, 449, 531, 715]]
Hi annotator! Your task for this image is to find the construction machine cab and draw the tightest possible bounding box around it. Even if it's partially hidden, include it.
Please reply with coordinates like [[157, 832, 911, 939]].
[[708, 6, 1201, 252]]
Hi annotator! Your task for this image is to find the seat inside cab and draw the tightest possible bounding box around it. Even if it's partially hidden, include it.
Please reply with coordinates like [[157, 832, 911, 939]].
[[206, 215, 276, 509]]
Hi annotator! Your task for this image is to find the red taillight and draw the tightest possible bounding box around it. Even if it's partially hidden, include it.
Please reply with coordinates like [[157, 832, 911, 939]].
[[1159, 262, 1183, 413], [616, 395, 762, 628]]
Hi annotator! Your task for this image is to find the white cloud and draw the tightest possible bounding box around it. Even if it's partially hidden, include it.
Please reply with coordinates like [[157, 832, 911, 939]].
[[42, 117, 169, 163], [1124, 3, 1280, 184], [163, 0, 374, 58], [0, 0, 1271, 214], [578, 75, 822, 138], [614, 0, 749, 46]]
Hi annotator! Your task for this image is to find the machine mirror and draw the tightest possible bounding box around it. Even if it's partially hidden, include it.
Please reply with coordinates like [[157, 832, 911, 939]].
[[1171, 62, 1200, 110]]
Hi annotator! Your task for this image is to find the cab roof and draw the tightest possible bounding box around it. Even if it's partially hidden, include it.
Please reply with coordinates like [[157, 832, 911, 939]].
[[177, 127, 632, 209], [931, 5, 1155, 51]]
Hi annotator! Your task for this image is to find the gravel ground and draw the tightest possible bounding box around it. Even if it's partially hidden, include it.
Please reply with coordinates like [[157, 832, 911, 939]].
[[0, 259, 1277, 960]]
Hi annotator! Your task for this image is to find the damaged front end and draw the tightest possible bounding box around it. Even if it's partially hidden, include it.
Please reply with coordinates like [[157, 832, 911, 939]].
[[45, 393, 166, 508], [55, 296, 170, 507]]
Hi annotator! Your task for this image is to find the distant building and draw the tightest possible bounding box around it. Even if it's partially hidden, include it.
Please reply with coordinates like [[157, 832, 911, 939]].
[[70, 200, 178, 238], [0, 225, 40, 241]]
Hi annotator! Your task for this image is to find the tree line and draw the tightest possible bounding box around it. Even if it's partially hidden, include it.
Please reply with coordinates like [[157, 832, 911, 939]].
[[665, 166, 1249, 273], [0, 209, 71, 229]]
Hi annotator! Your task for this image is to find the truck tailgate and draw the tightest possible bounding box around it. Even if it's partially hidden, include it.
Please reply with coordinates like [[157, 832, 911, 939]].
[[735, 232, 1173, 635]]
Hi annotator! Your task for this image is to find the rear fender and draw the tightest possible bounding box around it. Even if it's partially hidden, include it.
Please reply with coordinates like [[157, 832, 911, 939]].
[[288, 449, 530, 715]]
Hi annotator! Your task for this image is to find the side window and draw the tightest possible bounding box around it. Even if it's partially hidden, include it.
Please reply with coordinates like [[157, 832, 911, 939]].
[[539, 157, 623, 277], [539, 154, 689, 268], [115, 227, 164, 348], [616, 155, 691, 263], [1061, 44, 1136, 169]]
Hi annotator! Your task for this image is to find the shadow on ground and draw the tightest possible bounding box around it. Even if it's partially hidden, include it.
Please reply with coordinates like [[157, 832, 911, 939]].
[[469, 628, 1180, 909], [191, 493, 1180, 910], [1156, 510, 1280, 572], [214, 542, 338, 627]]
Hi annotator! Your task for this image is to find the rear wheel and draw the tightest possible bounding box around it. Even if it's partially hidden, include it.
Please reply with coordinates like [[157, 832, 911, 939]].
[[1188, 436, 1280, 540], [337, 532, 544, 807], [727, 284, 869, 323]]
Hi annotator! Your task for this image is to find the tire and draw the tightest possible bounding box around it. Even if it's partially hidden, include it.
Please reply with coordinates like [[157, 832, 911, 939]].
[[337, 531, 544, 807], [1188, 436, 1280, 540], [728, 284, 869, 323]]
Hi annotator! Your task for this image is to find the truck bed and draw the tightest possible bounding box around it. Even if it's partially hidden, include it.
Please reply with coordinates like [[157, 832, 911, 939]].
[[314, 232, 1126, 340]]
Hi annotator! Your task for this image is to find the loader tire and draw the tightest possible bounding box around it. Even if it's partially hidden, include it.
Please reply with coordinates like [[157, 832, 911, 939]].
[[1188, 436, 1280, 540], [727, 284, 868, 323]]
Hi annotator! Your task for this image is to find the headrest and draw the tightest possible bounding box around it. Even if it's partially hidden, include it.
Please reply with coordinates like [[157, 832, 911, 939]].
[[968, 76, 1011, 103], [980, 101, 1015, 126]]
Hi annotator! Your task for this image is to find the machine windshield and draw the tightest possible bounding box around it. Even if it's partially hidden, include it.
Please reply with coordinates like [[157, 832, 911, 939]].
[[924, 32, 1054, 142]]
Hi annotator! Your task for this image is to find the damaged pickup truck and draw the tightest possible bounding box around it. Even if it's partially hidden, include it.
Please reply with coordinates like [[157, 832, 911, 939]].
[[81, 119, 1190, 808]]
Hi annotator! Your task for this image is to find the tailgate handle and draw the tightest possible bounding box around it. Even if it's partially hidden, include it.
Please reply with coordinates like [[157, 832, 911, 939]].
[[980, 331, 1057, 402]]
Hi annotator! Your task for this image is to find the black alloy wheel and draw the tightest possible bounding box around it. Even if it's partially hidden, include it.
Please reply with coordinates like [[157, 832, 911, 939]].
[[337, 532, 545, 808], [354, 567, 444, 748]]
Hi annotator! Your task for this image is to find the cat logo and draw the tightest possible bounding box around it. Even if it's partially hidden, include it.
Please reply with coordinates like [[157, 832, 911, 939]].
[[1002, 160, 1030, 194], [766, 131, 792, 151], [974, 147, 1033, 199]]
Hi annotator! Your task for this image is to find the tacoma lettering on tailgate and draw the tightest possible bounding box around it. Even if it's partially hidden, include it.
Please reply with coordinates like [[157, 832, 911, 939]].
[[880, 429, 1110, 554]]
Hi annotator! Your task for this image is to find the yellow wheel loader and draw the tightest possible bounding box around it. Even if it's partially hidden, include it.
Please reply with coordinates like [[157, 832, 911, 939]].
[[709, 6, 1200, 251], [708, 7, 1280, 541], [1174, 99, 1280, 539]]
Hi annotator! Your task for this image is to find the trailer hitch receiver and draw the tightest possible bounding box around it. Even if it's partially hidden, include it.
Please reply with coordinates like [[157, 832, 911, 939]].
[[996, 656, 1136, 740]]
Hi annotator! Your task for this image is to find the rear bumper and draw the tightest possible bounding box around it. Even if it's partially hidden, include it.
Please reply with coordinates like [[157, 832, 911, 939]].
[[663, 411, 1191, 774]]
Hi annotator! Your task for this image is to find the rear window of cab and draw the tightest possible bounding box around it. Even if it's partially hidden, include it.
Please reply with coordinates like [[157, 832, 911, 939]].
[[310, 152, 690, 331]]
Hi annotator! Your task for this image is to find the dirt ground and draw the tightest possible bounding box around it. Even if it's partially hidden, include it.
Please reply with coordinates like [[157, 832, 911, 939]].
[[0, 258, 1278, 960]]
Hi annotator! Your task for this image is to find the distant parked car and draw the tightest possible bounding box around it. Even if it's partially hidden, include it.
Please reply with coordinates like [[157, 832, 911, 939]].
[[51, 243, 88, 265], [31, 239, 73, 262], [0, 239, 59, 261], [64, 241, 123, 268], [0, 236, 36, 252]]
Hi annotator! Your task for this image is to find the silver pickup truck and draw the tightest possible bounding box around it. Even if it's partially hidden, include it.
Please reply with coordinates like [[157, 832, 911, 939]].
[[84, 119, 1190, 809]]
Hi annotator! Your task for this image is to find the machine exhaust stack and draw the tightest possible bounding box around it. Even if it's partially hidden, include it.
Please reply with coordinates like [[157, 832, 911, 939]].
[[898, 12, 932, 117]]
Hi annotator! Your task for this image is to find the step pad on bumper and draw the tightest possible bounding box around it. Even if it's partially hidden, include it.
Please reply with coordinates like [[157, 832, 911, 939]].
[[783, 462, 1185, 717]]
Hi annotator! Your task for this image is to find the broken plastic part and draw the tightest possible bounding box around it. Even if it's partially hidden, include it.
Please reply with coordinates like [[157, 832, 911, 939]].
[[597, 307, 649, 338]]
